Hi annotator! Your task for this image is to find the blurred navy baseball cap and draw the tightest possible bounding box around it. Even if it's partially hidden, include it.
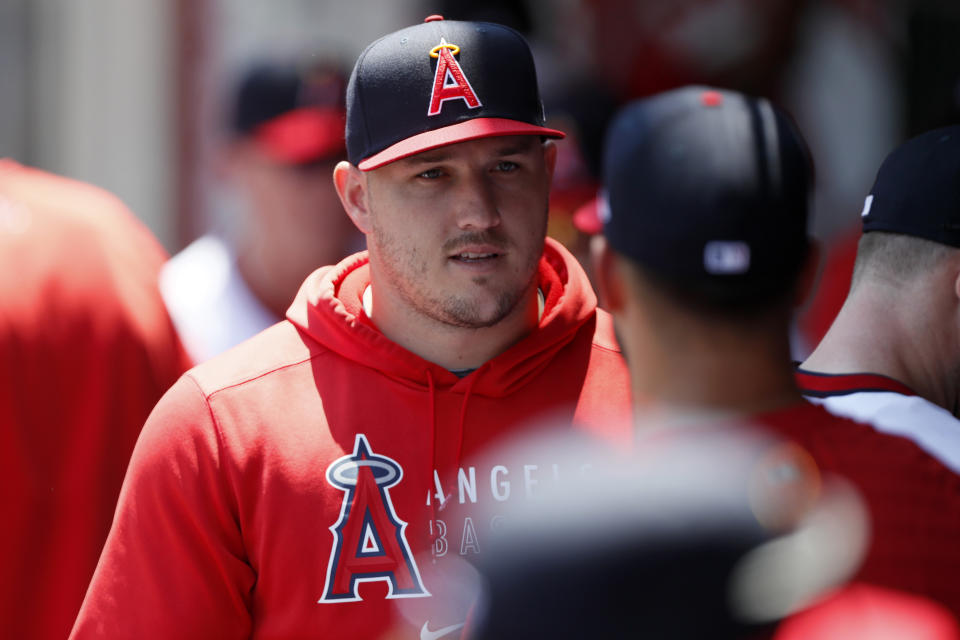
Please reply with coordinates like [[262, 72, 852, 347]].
[[861, 125, 960, 246], [232, 62, 347, 165], [345, 15, 564, 171], [601, 86, 813, 302]]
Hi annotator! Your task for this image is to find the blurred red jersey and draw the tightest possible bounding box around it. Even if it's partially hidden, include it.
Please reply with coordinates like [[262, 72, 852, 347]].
[[752, 402, 960, 615], [0, 160, 191, 639]]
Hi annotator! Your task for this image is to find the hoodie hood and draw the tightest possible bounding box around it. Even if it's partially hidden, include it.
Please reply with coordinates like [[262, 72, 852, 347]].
[[286, 237, 597, 397]]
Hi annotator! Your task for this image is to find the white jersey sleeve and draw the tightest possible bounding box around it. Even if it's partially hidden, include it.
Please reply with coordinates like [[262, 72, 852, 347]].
[[808, 391, 960, 475]]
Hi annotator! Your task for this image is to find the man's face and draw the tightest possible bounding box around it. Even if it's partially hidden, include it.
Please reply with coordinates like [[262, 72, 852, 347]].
[[363, 135, 556, 329]]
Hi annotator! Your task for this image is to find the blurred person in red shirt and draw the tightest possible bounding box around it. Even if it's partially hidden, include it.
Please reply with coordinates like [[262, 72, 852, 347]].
[[594, 87, 960, 614], [0, 160, 191, 639]]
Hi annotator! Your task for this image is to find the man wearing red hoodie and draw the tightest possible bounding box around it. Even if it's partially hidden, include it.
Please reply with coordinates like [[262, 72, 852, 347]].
[[71, 16, 631, 640]]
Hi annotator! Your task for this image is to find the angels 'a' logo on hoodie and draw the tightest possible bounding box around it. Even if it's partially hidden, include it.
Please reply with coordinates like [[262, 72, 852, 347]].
[[319, 434, 429, 602]]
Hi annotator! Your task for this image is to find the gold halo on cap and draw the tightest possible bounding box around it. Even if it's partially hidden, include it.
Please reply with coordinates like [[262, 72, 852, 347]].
[[429, 42, 460, 58]]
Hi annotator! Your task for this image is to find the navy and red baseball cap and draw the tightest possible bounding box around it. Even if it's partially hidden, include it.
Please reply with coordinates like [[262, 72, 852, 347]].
[[861, 125, 960, 246], [232, 62, 347, 165], [601, 86, 813, 301], [345, 15, 565, 171]]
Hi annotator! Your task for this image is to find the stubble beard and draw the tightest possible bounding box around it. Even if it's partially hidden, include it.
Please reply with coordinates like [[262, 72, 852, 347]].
[[371, 225, 543, 330]]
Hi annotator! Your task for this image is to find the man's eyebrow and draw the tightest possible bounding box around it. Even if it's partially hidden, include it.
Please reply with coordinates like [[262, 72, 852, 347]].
[[401, 138, 539, 165], [401, 152, 450, 165], [493, 138, 539, 156]]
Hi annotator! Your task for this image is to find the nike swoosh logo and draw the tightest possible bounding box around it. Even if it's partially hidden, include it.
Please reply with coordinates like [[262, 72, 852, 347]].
[[420, 621, 466, 640]]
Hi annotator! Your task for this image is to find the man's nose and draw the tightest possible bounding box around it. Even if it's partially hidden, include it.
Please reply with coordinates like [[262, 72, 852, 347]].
[[454, 173, 501, 230]]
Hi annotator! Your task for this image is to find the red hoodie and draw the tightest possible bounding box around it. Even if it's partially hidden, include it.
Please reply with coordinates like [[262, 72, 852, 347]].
[[70, 238, 632, 639]]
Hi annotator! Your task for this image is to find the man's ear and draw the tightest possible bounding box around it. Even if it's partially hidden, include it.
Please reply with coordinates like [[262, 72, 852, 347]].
[[795, 239, 822, 309], [333, 161, 372, 234], [542, 139, 558, 184], [591, 234, 626, 313], [952, 256, 960, 304]]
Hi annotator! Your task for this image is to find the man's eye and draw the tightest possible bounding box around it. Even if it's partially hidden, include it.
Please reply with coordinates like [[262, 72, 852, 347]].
[[417, 168, 444, 179], [496, 161, 519, 173]]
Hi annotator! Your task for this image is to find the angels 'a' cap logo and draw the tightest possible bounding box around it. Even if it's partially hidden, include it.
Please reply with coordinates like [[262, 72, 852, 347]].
[[427, 38, 482, 117]]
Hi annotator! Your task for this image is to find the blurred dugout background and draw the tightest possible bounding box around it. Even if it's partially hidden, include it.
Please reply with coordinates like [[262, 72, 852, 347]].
[[0, 0, 958, 254]]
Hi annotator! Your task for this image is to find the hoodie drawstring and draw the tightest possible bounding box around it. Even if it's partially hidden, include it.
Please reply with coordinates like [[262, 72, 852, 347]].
[[455, 374, 478, 472], [426, 370, 476, 551], [426, 369, 438, 543]]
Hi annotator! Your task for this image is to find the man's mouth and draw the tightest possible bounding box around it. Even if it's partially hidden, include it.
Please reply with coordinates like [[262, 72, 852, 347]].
[[451, 251, 500, 263]]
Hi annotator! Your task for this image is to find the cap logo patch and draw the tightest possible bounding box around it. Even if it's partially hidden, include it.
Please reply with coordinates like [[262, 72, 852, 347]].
[[427, 38, 482, 116], [704, 241, 751, 275], [860, 194, 873, 218]]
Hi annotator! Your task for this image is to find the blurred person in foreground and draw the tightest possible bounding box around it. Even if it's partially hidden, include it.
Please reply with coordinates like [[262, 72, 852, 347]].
[[0, 160, 191, 639], [160, 61, 361, 363], [464, 418, 952, 639], [466, 423, 958, 639], [798, 126, 960, 475], [70, 16, 631, 639], [590, 88, 960, 615]]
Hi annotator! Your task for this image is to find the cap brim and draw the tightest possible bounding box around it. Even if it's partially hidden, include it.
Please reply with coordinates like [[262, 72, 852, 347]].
[[254, 107, 346, 165], [358, 117, 565, 171]]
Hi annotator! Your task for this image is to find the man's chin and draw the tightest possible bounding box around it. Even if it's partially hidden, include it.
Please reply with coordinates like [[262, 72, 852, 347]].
[[434, 291, 521, 330], [439, 308, 509, 330]]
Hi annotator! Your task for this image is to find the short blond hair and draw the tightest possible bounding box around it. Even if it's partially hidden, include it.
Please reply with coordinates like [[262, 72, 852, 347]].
[[851, 231, 953, 288]]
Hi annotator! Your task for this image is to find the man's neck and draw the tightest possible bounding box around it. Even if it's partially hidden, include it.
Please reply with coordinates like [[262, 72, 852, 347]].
[[629, 324, 803, 424], [363, 282, 541, 372], [802, 286, 958, 413]]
